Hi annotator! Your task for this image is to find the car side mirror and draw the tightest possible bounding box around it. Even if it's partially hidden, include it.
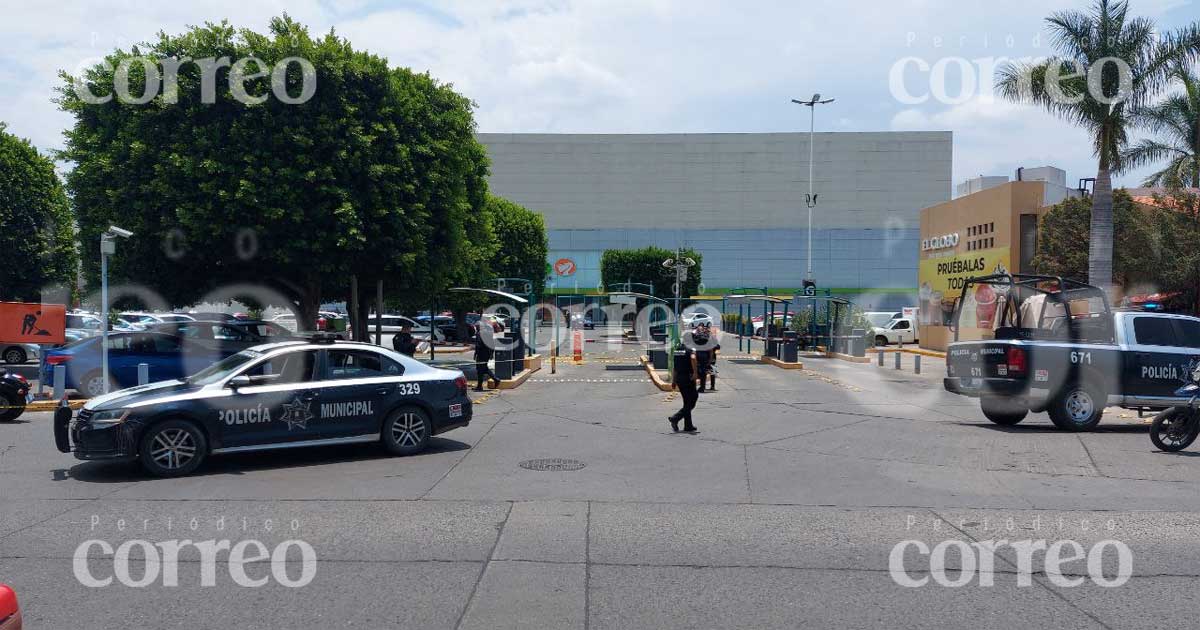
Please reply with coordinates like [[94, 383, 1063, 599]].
[[229, 375, 252, 390]]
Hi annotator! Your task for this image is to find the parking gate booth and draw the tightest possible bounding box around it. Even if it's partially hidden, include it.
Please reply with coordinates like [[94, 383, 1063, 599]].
[[448, 283, 534, 381], [791, 293, 854, 357], [722, 293, 791, 359], [609, 291, 679, 380]]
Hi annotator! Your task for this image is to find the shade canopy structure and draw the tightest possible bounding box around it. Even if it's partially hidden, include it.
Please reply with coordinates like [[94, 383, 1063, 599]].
[[792, 294, 855, 355], [447, 287, 530, 304], [721, 293, 792, 355]]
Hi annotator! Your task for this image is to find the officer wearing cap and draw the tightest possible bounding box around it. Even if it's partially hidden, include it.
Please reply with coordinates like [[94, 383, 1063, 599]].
[[668, 337, 700, 433]]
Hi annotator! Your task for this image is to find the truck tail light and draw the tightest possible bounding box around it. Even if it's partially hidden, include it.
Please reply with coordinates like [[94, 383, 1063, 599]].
[[45, 355, 72, 366], [1007, 347, 1026, 375]]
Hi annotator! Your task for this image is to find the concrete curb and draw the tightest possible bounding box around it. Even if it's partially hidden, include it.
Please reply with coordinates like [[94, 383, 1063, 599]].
[[27, 399, 86, 412], [496, 360, 541, 390], [641, 357, 674, 392], [760, 355, 805, 370], [875, 347, 946, 359]]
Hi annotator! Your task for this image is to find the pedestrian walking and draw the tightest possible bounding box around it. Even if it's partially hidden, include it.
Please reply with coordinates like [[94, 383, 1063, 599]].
[[695, 324, 720, 392], [392, 323, 418, 357], [473, 321, 501, 391], [668, 343, 700, 433]]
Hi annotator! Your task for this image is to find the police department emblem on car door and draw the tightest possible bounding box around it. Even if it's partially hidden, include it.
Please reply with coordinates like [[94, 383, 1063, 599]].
[[279, 396, 314, 431]]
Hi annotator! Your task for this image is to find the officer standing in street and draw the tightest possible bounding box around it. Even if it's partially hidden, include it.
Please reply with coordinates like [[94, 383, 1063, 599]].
[[669, 340, 700, 433], [473, 320, 502, 391], [392, 323, 418, 357], [694, 323, 720, 393]]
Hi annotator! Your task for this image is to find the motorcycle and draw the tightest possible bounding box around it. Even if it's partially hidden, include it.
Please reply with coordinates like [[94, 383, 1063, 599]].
[[1150, 365, 1200, 452], [0, 368, 31, 422]]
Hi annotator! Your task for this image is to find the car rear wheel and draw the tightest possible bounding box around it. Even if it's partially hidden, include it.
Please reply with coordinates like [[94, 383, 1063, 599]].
[[1048, 381, 1105, 431], [980, 396, 1027, 426], [382, 407, 431, 456], [138, 419, 207, 477], [80, 370, 119, 398], [2, 347, 26, 364]]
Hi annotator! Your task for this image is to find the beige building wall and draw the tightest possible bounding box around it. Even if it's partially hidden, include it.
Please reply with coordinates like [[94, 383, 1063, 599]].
[[918, 181, 1056, 351]]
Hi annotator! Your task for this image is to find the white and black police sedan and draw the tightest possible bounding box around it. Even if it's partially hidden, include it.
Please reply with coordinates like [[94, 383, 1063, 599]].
[[54, 335, 472, 477]]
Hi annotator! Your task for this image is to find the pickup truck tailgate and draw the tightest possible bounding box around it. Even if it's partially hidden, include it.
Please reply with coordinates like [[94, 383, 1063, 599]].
[[947, 343, 1024, 380]]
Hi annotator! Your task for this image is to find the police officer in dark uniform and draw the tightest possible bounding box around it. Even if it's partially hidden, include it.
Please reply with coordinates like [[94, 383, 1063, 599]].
[[694, 324, 720, 392], [669, 341, 700, 433], [392, 323, 418, 357], [474, 321, 501, 391]]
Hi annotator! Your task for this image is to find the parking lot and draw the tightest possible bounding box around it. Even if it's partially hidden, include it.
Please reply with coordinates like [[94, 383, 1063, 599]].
[[4, 328, 1200, 628]]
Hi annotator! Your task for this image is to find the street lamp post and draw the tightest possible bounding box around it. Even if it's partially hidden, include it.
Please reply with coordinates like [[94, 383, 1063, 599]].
[[791, 94, 835, 283], [99, 226, 133, 395], [662, 249, 696, 320]]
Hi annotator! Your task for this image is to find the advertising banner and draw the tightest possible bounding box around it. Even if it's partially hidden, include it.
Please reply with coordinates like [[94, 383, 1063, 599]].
[[0, 302, 66, 344], [917, 248, 1010, 327]]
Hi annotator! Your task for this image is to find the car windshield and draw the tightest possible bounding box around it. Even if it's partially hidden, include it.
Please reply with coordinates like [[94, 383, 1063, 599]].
[[185, 349, 262, 385], [865, 313, 896, 327]]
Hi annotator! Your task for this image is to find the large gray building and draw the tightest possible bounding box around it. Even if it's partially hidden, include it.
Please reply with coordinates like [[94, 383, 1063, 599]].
[[479, 132, 951, 300]]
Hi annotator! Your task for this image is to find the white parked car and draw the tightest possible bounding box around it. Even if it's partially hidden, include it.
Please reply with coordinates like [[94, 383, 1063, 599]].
[[1, 343, 39, 364], [871, 317, 918, 345]]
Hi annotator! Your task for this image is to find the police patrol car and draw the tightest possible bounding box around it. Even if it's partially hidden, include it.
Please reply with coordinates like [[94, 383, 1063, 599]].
[[945, 273, 1200, 431], [54, 335, 472, 476]]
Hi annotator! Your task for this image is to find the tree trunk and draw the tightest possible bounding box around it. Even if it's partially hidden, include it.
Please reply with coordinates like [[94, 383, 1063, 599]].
[[295, 289, 321, 334], [1089, 167, 1115, 295]]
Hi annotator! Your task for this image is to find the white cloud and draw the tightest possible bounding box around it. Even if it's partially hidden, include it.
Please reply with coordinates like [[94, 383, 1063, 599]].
[[1, 0, 1194, 189]]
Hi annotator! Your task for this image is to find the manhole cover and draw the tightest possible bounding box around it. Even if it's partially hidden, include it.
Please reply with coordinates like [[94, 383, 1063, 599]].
[[519, 458, 586, 471], [731, 359, 762, 365], [604, 364, 643, 371]]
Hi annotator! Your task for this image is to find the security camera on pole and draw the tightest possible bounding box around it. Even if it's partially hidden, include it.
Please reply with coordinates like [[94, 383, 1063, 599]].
[[100, 226, 133, 395], [790, 93, 834, 288]]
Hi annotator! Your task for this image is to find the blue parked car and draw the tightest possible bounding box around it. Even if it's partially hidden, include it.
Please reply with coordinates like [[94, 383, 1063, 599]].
[[41, 332, 227, 398]]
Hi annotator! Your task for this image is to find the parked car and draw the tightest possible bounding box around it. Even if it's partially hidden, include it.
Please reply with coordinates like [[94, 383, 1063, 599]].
[[118, 312, 166, 329], [0, 369, 32, 422], [189, 311, 239, 322], [156, 313, 196, 323], [1, 343, 38, 365], [148, 320, 298, 353], [0, 583, 21, 630], [41, 332, 226, 398], [66, 312, 105, 331], [871, 317, 918, 345], [56, 338, 472, 477], [863, 311, 901, 329]]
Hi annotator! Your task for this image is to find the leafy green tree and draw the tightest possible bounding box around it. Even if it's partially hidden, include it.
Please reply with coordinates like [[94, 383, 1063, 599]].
[[600, 246, 702, 300], [58, 16, 489, 326], [996, 0, 1200, 291], [1032, 190, 1160, 289], [486, 195, 549, 297], [0, 122, 77, 300], [1146, 190, 1200, 312], [1121, 62, 1200, 188]]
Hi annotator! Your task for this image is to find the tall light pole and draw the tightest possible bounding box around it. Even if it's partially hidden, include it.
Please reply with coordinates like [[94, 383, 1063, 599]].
[[662, 249, 696, 319], [791, 94, 834, 284], [100, 226, 133, 395]]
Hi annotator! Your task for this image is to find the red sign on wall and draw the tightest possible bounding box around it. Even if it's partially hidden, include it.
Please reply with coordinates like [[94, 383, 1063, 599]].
[[0, 302, 66, 344], [554, 258, 577, 276]]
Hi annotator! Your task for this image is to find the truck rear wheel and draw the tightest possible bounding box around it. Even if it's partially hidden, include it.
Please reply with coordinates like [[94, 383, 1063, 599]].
[[980, 397, 1027, 425], [1048, 381, 1105, 431]]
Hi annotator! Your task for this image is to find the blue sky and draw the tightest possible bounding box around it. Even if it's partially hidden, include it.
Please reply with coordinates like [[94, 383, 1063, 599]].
[[2, 0, 1197, 192]]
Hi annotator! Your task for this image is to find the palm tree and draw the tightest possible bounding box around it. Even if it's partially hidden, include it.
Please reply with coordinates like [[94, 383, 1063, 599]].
[[996, 0, 1200, 292], [1120, 62, 1200, 188]]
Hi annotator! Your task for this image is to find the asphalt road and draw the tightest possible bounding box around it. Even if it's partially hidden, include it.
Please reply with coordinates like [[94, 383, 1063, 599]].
[[2, 328, 1200, 629]]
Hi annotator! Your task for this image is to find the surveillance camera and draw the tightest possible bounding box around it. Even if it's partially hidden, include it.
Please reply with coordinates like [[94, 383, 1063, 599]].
[[106, 226, 134, 238], [662, 259, 674, 268]]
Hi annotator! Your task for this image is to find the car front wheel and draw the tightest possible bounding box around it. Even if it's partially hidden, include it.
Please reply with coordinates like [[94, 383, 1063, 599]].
[[382, 407, 431, 456], [875, 335, 888, 347], [3, 347, 26, 364], [138, 419, 207, 477]]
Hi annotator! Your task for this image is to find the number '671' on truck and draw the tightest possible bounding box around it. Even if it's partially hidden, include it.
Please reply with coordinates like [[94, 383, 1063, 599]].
[[943, 273, 1200, 431]]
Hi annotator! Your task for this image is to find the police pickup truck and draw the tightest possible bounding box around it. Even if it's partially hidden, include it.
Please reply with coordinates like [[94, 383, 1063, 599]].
[[943, 273, 1200, 431], [54, 336, 472, 476]]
